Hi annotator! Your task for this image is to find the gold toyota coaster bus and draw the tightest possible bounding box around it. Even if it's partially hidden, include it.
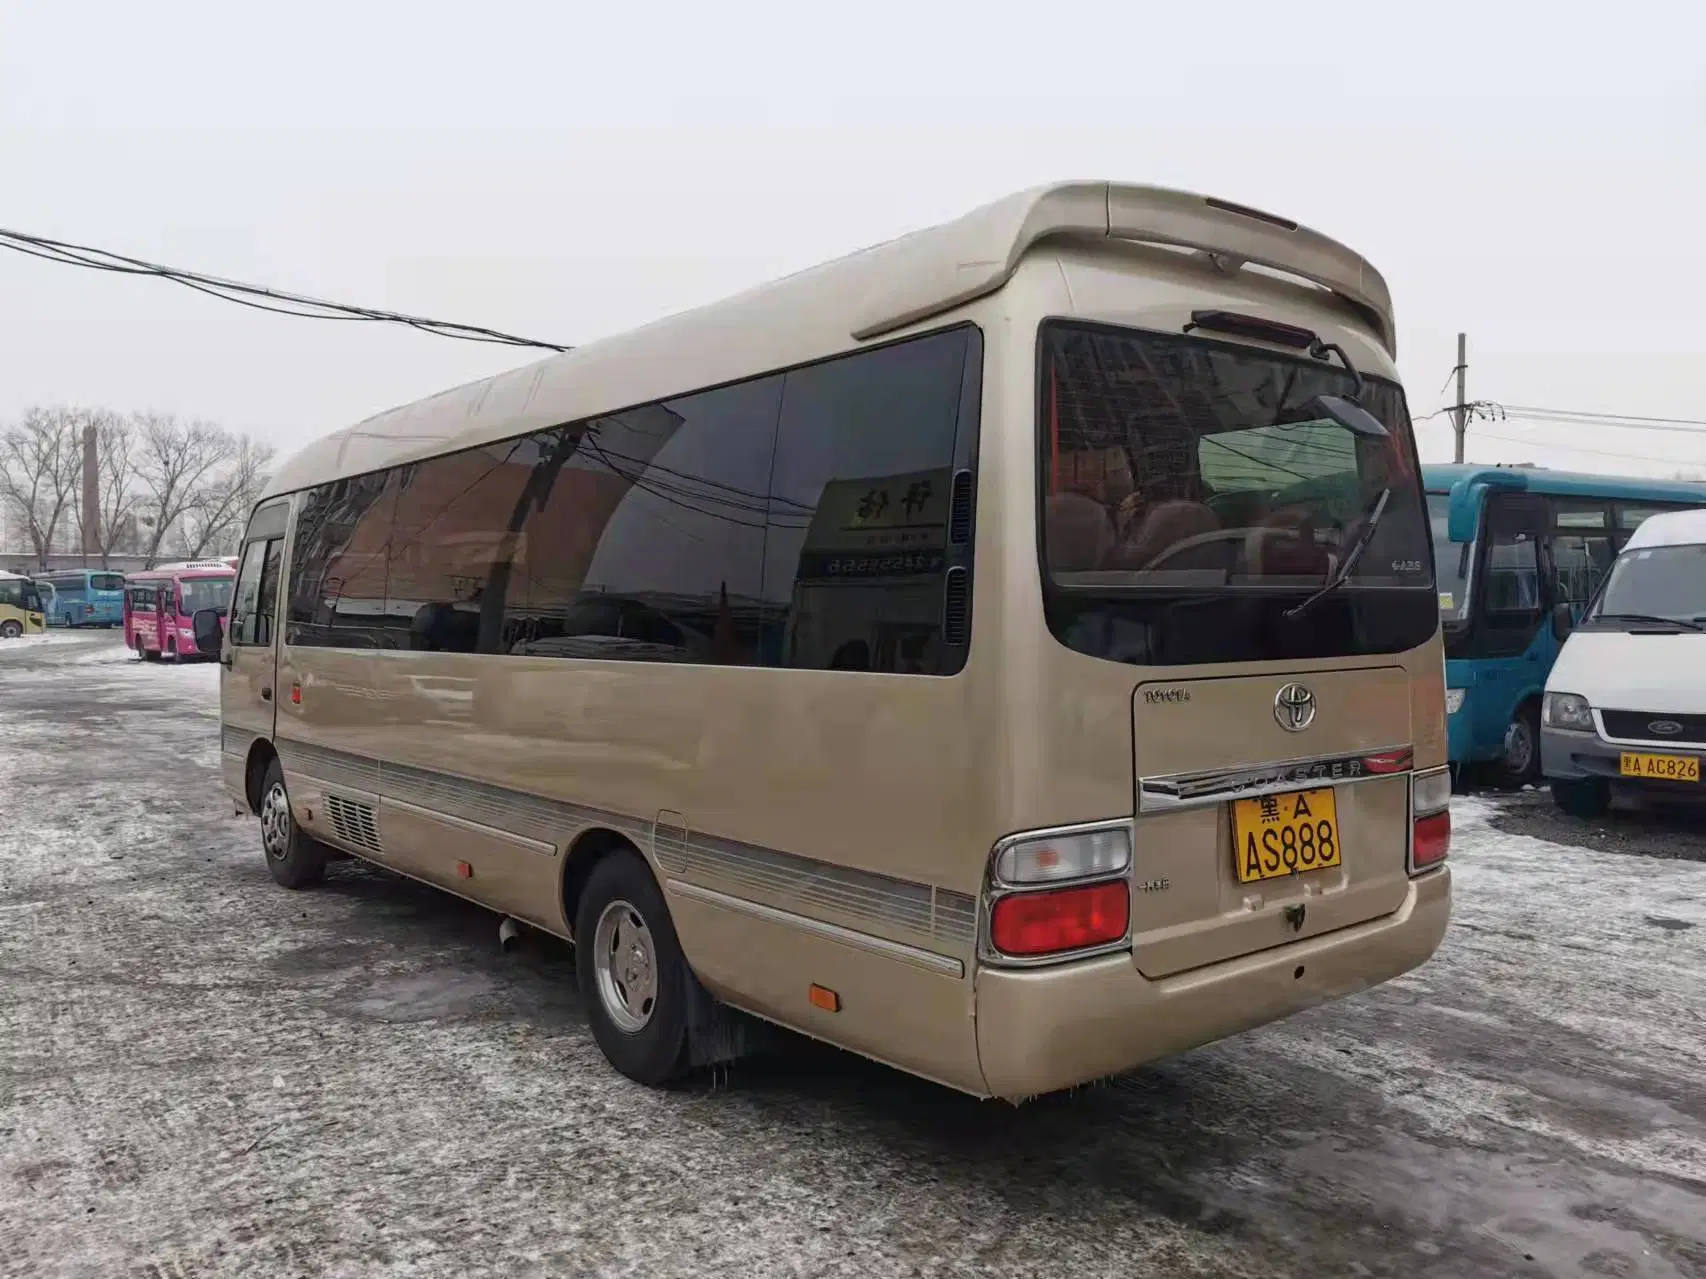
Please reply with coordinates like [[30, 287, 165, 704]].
[[200, 182, 1451, 1101]]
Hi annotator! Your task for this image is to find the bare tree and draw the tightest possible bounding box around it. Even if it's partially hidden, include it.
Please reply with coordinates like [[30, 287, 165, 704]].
[[132, 413, 238, 567], [179, 434, 275, 558], [0, 407, 86, 566]]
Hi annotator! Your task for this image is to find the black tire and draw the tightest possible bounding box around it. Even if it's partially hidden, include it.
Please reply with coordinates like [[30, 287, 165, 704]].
[[0, 620, 21, 639], [1498, 700, 1543, 788], [574, 850, 692, 1087], [140, 647, 161, 663], [1550, 777, 1611, 820], [257, 757, 329, 889]]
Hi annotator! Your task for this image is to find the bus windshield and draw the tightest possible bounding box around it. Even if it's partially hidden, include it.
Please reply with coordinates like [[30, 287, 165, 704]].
[[1586, 543, 1706, 627], [0, 576, 42, 613], [1038, 321, 1434, 664], [1428, 493, 1471, 623], [179, 577, 234, 616]]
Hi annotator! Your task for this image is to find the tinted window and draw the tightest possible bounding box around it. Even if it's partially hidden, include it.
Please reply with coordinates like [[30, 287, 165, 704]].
[[231, 541, 282, 647], [1427, 493, 1469, 622], [230, 550, 263, 643], [384, 432, 574, 656], [1038, 322, 1434, 667], [287, 474, 396, 648], [387, 378, 783, 662], [1484, 528, 1541, 613], [90, 573, 125, 592], [764, 328, 975, 673], [1616, 502, 1693, 532], [126, 586, 155, 613]]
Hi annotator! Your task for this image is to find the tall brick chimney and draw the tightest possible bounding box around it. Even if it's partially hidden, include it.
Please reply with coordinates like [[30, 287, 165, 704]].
[[81, 421, 99, 564]]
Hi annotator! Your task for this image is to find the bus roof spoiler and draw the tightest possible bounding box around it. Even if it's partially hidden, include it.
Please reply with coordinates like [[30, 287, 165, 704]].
[[850, 182, 1397, 356], [1445, 467, 1529, 542]]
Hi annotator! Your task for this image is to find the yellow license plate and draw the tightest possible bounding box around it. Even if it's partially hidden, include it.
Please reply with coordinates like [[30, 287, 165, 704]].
[[1232, 787, 1343, 884], [1619, 752, 1701, 782]]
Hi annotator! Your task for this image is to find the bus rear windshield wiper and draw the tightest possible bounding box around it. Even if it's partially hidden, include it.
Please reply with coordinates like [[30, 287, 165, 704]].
[[1284, 488, 1391, 622], [1592, 612, 1706, 632]]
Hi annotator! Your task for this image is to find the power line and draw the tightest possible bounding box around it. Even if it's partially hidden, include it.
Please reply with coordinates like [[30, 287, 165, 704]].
[[0, 225, 570, 353], [1501, 403, 1706, 429], [1472, 429, 1706, 467]]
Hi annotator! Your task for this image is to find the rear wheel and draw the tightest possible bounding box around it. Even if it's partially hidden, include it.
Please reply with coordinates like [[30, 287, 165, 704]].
[[1550, 777, 1611, 820], [258, 758, 329, 889], [1498, 701, 1542, 788], [575, 851, 692, 1086], [0, 620, 21, 639]]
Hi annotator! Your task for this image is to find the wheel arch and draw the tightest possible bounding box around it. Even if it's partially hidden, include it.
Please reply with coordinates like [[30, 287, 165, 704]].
[[559, 825, 653, 940], [243, 737, 279, 815]]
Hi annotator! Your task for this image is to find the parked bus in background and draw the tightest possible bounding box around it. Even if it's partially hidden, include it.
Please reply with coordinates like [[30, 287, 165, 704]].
[[1426, 464, 1706, 786], [205, 182, 1451, 1102], [0, 570, 47, 638], [124, 561, 237, 661], [38, 568, 126, 628]]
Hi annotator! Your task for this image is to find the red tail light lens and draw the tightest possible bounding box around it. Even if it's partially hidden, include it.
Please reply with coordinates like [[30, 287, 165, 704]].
[[1412, 810, 1451, 870], [989, 880, 1129, 957]]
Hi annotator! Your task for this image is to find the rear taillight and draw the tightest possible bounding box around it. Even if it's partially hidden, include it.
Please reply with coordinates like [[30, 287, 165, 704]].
[[1410, 767, 1451, 873], [84, 605, 94, 615], [989, 880, 1129, 957]]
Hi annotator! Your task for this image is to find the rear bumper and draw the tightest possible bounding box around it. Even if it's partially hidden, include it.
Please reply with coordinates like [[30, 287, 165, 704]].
[[974, 868, 1450, 1101]]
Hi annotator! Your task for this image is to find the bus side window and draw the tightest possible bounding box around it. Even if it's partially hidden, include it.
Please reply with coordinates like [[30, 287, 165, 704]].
[[1545, 498, 1614, 607], [230, 540, 283, 647]]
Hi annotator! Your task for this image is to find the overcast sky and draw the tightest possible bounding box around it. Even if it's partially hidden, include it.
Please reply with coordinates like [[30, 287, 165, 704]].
[[4, 1, 1705, 478]]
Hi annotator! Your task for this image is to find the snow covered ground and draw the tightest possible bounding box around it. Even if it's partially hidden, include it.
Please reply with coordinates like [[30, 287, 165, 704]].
[[1, 634, 1703, 1278]]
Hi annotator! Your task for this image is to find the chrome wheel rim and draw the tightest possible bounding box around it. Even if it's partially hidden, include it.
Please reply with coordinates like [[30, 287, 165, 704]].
[[592, 899, 658, 1034], [1504, 719, 1534, 775], [260, 781, 292, 860]]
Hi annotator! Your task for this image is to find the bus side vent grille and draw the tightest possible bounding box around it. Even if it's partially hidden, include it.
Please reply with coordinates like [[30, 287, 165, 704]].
[[325, 794, 382, 855], [943, 566, 970, 646], [949, 469, 974, 544]]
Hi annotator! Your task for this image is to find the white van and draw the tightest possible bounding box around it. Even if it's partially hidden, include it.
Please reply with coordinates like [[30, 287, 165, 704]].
[[1542, 507, 1706, 816]]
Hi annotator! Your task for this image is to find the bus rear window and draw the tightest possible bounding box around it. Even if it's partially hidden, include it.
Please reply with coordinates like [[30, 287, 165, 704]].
[[91, 573, 125, 592], [1038, 320, 1436, 665]]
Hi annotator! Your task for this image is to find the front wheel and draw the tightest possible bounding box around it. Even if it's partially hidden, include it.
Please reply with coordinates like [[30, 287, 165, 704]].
[[0, 620, 22, 639], [258, 758, 329, 889], [1550, 777, 1611, 820], [575, 851, 693, 1087], [1498, 702, 1543, 788]]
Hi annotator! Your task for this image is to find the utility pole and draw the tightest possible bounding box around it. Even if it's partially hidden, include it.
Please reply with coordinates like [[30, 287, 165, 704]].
[[1452, 332, 1468, 463]]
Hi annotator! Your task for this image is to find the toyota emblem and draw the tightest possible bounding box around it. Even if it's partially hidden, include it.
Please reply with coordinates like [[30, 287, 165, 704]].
[[1274, 683, 1317, 732]]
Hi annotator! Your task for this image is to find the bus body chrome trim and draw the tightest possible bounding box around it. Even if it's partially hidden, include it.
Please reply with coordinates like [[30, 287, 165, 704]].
[[1139, 746, 1413, 812], [270, 736, 978, 954], [666, 880, 966, 978]]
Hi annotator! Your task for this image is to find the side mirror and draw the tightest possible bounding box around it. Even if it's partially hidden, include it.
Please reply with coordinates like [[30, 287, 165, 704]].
[[1551, 602, 1574, 641], [1304, 393, 1389, 440], [192, 608, 225, 657]]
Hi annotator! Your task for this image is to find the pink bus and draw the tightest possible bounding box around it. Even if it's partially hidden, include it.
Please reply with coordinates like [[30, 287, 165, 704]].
[[123, 562, 237, 662]]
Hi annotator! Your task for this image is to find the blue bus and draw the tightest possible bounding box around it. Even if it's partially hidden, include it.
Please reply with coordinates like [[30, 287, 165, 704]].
[[38, 568, 127, 628], [1427, 464, 1706, 785]]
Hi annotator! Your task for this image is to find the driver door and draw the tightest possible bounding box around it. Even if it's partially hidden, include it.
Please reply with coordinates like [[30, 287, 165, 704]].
[[221, 501, 291, 801]]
